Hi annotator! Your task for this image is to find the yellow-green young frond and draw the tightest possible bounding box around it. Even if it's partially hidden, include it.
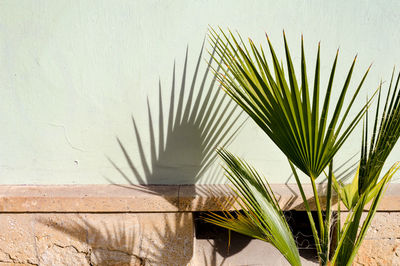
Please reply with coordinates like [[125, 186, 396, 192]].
[[330, 71, 400, 266], [203, 149, 301, 266], [330, 167, 360, 210], [209, 27, 372, 180], [333, 163, 397, 211], [332, 70, 400, 211], [333, 162, 400, 265]]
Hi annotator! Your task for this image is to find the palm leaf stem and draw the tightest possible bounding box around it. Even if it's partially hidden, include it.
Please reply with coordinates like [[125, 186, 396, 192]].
[[289, 160, 322, 256], [321, 162, 333, 265], [311, 177, 325, 241]]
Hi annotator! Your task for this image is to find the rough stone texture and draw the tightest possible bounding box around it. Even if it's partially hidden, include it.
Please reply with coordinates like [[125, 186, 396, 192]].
[[0, 214, 38, 265], [89, 249, 143, 266], [37, 245, 89, 266], [363, 212, 400, 240], [0, 185, 399, 265], [0, 213, 193, 265], [340, 212, 400, 265], [83, 213, 142, 264], [354, 239, 400, 266], [134, 213, 193, 265], [34, 214, 89, 266], [0, 212, 399, 265], [83, 213, 194, 265]]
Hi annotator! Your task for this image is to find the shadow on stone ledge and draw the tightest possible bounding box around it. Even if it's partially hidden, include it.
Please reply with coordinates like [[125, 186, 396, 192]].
[[103, 40, 245, 264], [36, 212, 193, 265]]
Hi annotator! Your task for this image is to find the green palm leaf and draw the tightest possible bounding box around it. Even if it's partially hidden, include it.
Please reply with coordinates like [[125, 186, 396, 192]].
[[203, 149, 301, 266], [209, 28, 372, 264], [207, 28, 400, 266], [359, 70, 400, 194], [209, 28, 372, 180]]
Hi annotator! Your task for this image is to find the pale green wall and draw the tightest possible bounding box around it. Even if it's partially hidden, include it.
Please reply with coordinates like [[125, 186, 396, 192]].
[[1, 0, 400, 184]]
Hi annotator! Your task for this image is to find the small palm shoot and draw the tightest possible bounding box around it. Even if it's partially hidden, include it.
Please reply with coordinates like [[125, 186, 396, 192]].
[[332, 70, 400, 265], [203, 149, 302, 266]]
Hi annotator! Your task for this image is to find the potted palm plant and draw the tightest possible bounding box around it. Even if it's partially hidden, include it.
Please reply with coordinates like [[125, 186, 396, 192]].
[[204, 28, 400, 266]]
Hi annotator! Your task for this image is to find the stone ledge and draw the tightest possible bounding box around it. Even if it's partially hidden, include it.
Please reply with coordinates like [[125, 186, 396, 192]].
[[0, 185, 179, 213], [0, 184, 399, 212]]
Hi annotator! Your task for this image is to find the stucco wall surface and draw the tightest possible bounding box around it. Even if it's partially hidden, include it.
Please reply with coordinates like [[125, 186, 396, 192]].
[[1, 0, 400, 184]]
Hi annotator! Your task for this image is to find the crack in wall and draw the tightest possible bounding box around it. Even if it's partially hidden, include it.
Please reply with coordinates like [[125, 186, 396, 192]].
[[47, 123, 88, 152], [0, 250, 39, 265], [48, 243, 147, 266]]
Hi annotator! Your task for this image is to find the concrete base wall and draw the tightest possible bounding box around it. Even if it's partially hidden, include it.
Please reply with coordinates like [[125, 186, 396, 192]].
[[0, 213, 193, 265], [1, 213, 400, 265], [353, 212, 400, 266], [1, 185, 399, 265]]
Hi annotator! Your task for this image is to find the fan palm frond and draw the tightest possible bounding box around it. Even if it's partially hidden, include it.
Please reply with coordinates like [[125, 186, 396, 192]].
[[208, 28, 374, 264], [209, 28, 372, 180]]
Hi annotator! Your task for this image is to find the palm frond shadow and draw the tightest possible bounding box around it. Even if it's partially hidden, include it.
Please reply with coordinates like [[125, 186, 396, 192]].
[[36, 216, 146, 266], [37, 213, 196, 265], [109, 40, 244, 189], [100, 41, 245, 265], [142, 213, 194, 264], [202, 246, 219, 266]]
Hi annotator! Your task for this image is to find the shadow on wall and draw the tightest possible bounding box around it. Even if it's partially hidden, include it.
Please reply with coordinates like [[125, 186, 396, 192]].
[[36, 213, 193, 265], [109, 40, 244, 185], [103, 41, 246, 264], [36, 42, 367, 265], [35, 41, 366, 265], [38, 42, 246, 265]]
